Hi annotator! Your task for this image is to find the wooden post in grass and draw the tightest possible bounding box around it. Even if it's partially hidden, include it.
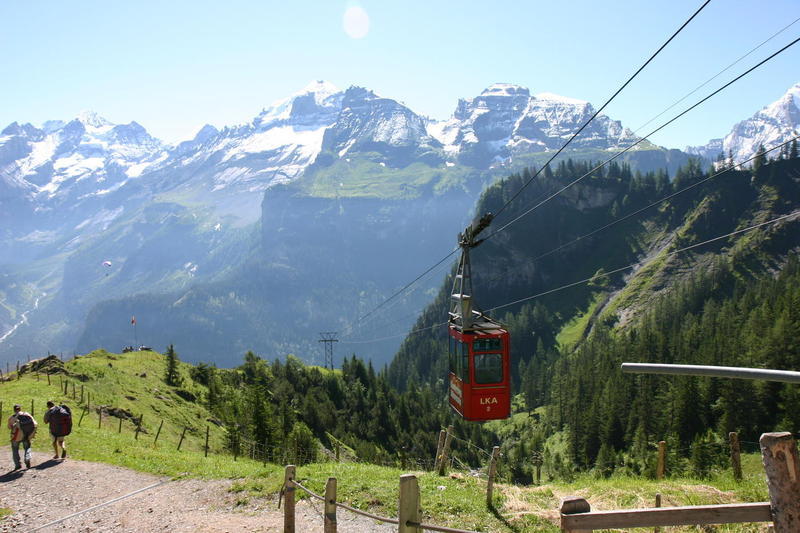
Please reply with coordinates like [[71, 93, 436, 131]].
[[78, 406, 87, 427], [760, 432, 800, 532], [0, 401, 3, 419], [560, 497, 591, 533], [434, 429, 446, 472], [283, 465, 296, 533], [730, 432, 743, 482], [204, 426, 209, 457], [657, 441, 666, 480], [135, 414, 143, 440], [118, 416, 123, 434], [72, 382, 76, 399], [398, 474, 421, 533], [31, 399, 34, 416], [98, 408, 102, 429], [177, 427, 187, 451], [486, 445, 500, 507], [47, 373, 50, 386], [80, 384, 84, 403], [153, 419, 164, 445], [438, 425, 454, 476], [64, 379, 68, 395], [324, 477, 337, 533], [654, 493, 662, 533]]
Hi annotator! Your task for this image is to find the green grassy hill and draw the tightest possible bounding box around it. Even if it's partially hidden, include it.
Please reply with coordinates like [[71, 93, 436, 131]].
[[1, 349, 773, 532]]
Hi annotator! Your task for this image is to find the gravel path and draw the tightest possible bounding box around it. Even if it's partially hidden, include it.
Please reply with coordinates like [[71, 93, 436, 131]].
[[0, 448, 394, 532]]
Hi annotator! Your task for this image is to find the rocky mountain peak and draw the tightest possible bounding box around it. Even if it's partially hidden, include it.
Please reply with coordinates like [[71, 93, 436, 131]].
[[687, 81, 800, 162]]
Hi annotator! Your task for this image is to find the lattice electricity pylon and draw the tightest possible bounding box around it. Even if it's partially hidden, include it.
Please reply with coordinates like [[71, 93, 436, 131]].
[[318, 332, 339, 370]]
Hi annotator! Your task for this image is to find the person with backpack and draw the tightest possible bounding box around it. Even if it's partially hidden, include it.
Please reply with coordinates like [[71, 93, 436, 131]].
[[7, 404, 37, 470], [43, 401, 71, 459]]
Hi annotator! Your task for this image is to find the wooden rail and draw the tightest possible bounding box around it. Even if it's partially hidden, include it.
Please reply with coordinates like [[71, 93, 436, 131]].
[[561, 432, 800, 533]]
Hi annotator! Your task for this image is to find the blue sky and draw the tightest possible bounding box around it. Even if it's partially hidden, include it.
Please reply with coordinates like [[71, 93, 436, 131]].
[[1, 0, 798, 149]]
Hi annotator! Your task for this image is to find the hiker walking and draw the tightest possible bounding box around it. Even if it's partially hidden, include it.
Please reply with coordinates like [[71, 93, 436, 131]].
[[43, 401, 71, 459], [8, 404, 37, 470]]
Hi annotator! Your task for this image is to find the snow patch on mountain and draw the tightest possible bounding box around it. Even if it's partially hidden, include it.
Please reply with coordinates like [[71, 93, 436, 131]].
[[688, 82, 800, 162], [429, 83, 636, 167]]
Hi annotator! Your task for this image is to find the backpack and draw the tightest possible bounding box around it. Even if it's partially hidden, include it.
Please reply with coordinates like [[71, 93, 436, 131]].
[[50, 405, 72, 437], [16, 412, 35, 438]]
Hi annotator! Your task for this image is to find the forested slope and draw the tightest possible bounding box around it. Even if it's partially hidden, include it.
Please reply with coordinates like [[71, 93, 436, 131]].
[[386, 153, 800, 478]]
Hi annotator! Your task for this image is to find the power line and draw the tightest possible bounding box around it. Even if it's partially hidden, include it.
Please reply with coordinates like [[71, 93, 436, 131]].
[[516, 136, 800, 266], [484, 35, 800, 242], [629, 15, 800, 136], [492, 0, 712, 220], [486, 209, 800, 314], [341, 2, 712, 339], [344, 209, 800, 345]]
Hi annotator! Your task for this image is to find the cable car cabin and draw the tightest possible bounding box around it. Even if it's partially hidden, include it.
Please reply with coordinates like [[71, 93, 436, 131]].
[[448, 317, 510, 421]]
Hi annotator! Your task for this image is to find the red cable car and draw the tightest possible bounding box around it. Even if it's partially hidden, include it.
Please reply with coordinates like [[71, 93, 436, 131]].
[[448, 214, 511, 421]]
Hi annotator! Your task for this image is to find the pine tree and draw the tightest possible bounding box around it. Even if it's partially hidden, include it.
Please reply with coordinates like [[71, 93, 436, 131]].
[[164, 344, 182, 386]]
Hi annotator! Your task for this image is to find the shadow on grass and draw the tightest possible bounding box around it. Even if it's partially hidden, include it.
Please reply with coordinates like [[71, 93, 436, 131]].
[[490, 504, 525, 533]]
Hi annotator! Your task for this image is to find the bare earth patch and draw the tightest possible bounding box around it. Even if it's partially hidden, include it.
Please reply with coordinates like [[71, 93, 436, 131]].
[[0, 449, 393, 532]]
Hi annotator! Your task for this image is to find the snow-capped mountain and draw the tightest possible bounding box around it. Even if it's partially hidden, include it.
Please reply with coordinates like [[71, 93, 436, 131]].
[[688, 82, 800, 163], [0, 111, 166, 204], [318, 86, 442, 166], [429, 83, 638, 168]]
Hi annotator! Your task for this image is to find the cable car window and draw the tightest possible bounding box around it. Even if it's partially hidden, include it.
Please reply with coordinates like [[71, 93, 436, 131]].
[[473, 337, 502, 352], [474, 353, 503, 384], [460, 341, 470, 383], [449, 336, 456, 374]]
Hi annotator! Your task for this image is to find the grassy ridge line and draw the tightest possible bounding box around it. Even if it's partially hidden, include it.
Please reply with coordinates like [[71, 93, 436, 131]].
[[0, 349, 240, 475]]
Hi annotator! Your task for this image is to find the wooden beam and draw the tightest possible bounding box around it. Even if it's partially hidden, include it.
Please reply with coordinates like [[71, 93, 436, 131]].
[[561, 502, 771, 530]]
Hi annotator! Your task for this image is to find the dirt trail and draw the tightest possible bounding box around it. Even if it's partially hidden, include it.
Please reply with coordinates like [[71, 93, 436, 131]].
[[0, 449, 393, 532]]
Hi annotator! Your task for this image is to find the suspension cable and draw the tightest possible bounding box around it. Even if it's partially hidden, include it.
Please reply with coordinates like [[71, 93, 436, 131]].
[[484, 35, 800, 242], [492, 0, 712, 220]]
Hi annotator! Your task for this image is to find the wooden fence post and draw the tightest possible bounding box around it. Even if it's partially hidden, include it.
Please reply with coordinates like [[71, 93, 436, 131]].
[[177, 427, 187, 451], [78, 406, 87, 427], [434, 429, 446, 472], [153, 419, 164, 445], [283, 465, 296, 533], [98, 408, 102, 429], [657, 441, 666, 480], [63, 379, 68, 396], [560, 496, 591, 533], [438, 425, 454, 476], [654, 493, 661, 533], [486, 445, 500, 508], [730, 432, 742, 482], [118, 416, 123, 434], [80, 384, 84, 403], [760, 432, 800, 532], [47, 373, 51, 386], [204, 426, 209, 457], [324, 477, 337, 533], [31, 399, 35, 416], [135, 414, 143, 440], [399, 474, 421, 533]]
